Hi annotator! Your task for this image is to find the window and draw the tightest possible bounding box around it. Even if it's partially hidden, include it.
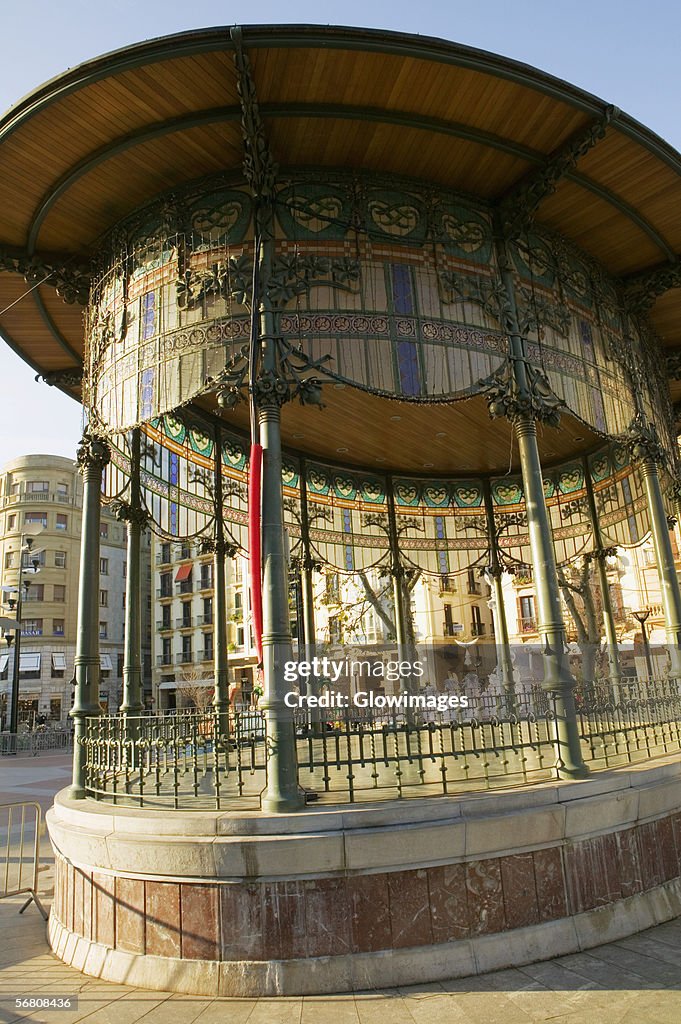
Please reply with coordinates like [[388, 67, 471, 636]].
[[53, 584, 66, 602], [325, 572, 340, 602], [7, 514, 16, 530], [181, 602, 191, 627], [10, 482, 20, 495], [27, 481, 49, 493], [203, 633, 214, 660], [181, 635, 192, 663], [162, 605, 171, 629], [99, 621, 108, 639], [471, 605, 484, 637], [123, 562, 127, 578], [159, 572, 172, 598], [180, 544, 192, 560], [51, 653, 66, 679], [519, 595, 536, 632], [237, 626, 244, 647], [4, 551, 16, 569], [22, 619, 43, 636], [122, 593, 126, 610], [49, 697, 62, 720], [200, 563, 212, 589], [202, 597, 213, 625], [25, 511, 47, 528], [25, 583, 44, 602], [234, 591, 242, 610], [53, 618, 65, 636], [22, 548, 45, 568], [56, 483, 69, 499], [100, 523, 109, 539], [55, 551, 66, 568], [160, 542, 171, 563], [99, 590, 108, 607], [99, 558, 109, 575], [56, 514, 68, 531], [161, 638, 172, 665]]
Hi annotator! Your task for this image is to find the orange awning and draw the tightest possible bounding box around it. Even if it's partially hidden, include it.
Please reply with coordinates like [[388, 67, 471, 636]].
[[175, 564, 192, 582]]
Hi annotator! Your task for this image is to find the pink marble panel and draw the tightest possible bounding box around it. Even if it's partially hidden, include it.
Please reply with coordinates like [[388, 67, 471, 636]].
[[466, 858, 505, 934], [387, 869, 433, 948], [115, 877, 145, 954], [304, 877, 351, 957], [181, 884, 219, 961], [145, 881, 181, 958], [348, 873, 391, 952], [220, 883, 263, 960], [501, 853, 539, 929]]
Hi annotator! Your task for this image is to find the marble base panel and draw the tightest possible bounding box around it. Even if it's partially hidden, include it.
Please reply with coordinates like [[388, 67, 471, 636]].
[[46, 756, 681, 994]]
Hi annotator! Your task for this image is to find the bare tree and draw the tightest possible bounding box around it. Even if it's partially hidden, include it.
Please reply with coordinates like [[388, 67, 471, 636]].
[[175, 667, 214, 711], [557, 557, 602, 688]]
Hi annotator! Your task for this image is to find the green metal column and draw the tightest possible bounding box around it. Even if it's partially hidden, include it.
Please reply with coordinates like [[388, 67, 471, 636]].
[[299, 460, 322, 733], [630, 430, 681, 679], [582, 455, 622, 693], [67, 433, 110, 799], [119, 428, 145, 720], [257, 237, 304, 814], [211, 423, 233, 742], [485, 236, 588, 778], [482, 479, 515, 706]]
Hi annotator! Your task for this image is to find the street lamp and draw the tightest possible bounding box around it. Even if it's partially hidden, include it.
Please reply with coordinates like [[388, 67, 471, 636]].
[[633, 608, 653, 681], [1, 531, 42, 743]]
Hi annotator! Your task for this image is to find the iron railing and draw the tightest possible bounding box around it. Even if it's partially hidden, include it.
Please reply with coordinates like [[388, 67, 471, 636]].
[[1, 730, 73, 756], [78, 680, 681, 809]]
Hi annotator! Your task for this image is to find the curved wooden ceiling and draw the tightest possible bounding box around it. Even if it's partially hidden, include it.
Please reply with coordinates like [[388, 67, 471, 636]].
[[1, 23, 681, 403]]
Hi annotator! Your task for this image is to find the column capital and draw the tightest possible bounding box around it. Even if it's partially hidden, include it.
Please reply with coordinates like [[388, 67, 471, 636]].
[[624, 415, 667, 466], [584, 545, 618, 563], [200, 537, 239, 558], [110, 499, 148, 528], [76, 431, 110, 472], [481, 358, 562, 427]]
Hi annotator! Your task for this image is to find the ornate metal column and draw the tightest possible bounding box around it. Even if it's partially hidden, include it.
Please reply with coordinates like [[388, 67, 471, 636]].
[[68, 432, 110, 799], [627, 421, 681, 679], [482, 479, 515, 705], [117, 428, 146, 721], [582, 455, 622, 692], [484, 237, 588, 778], [208, 424, 236, 742]]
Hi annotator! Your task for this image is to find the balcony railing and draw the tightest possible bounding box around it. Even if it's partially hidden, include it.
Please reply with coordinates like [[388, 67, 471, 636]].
[[198, 576, 213, 591], [156, 588, 173, 599], [199, 649, 214, 662], [520, 616, 537, 633], [156, 654, 173, 667], [196, 613, 213, 626], [442, 622, 463, 637], [471, 623, 486, 637], [156, 620, 172, 632], [176, 616, 193, 629], [176, 652, 193, 665], [176, 581, 193, 595], [3, 491, 74, 506]]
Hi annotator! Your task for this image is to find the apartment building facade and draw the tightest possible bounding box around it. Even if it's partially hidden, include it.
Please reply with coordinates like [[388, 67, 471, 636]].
[[0, 454, 152, 727]]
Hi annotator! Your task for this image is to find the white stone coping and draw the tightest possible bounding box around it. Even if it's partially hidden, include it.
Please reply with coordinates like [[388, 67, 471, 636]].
[[47, 876, 681, 996], [46, 754, 681, 881]]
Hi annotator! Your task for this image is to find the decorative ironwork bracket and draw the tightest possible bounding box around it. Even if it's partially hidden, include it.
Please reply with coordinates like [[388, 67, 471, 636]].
[[35, 368, 83, 388], [206, 337, 331, 411], [230, 27, 277, 202], [498, 106, 617, 239], [76, 432, 111, 472], [623, 259, 681, 314], [109, 499, 149, 529], [0, 245, 90, 305]]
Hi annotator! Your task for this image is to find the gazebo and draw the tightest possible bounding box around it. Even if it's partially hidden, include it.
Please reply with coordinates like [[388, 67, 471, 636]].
[[3, 24, 681, 995]]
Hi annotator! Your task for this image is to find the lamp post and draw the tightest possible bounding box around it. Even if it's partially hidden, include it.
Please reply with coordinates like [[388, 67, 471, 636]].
[[633, 608, 654, 681], [1, 532, 41, 745]]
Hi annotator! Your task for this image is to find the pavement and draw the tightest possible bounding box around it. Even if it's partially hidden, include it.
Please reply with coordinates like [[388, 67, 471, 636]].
[[1, 755, 681, 1024]]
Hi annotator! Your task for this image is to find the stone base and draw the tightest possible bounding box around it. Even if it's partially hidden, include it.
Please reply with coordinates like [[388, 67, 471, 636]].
[[46, 755, 681, 995], [47, 878, 681, 995]]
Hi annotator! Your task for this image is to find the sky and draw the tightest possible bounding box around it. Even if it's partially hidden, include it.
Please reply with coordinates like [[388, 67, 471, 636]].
[[1, 0, 681, 466]]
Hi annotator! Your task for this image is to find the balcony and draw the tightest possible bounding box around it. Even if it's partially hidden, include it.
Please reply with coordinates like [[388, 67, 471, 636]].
[[438, 576, 456, 594], [176, 616, 193, 630], [176, 652, 193, 665], [155, 552, 172, 565], [156, 654, 173, 667], [520, 616, 537, 633], [200, 649, 214, 662], [156, 588, 173, 599], [198, 575, 213, 592], [3, 491, 74, 506], [442, 621, 463, 637], [471, 623, 486, 637], [467, 581, 481, 595], [196, 613, 213, 626], [176, 581, 193, 596], [156, 620, 172, 632]]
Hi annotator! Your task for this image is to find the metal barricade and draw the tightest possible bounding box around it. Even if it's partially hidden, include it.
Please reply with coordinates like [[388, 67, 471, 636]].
[[0, 802, 48, 918]]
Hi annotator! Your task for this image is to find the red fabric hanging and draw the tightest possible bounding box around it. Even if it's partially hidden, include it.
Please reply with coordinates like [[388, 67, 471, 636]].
[[248, 443, 263, 665]]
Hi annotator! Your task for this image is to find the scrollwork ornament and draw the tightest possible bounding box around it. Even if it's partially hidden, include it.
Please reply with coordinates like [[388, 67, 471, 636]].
[[199, 538, 239, 558], [251, 370, 290, 407], [35, 368, 83, 388]]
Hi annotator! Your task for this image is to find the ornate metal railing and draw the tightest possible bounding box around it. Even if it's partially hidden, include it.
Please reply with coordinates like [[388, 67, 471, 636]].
[[79, 680, 681, 809]]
